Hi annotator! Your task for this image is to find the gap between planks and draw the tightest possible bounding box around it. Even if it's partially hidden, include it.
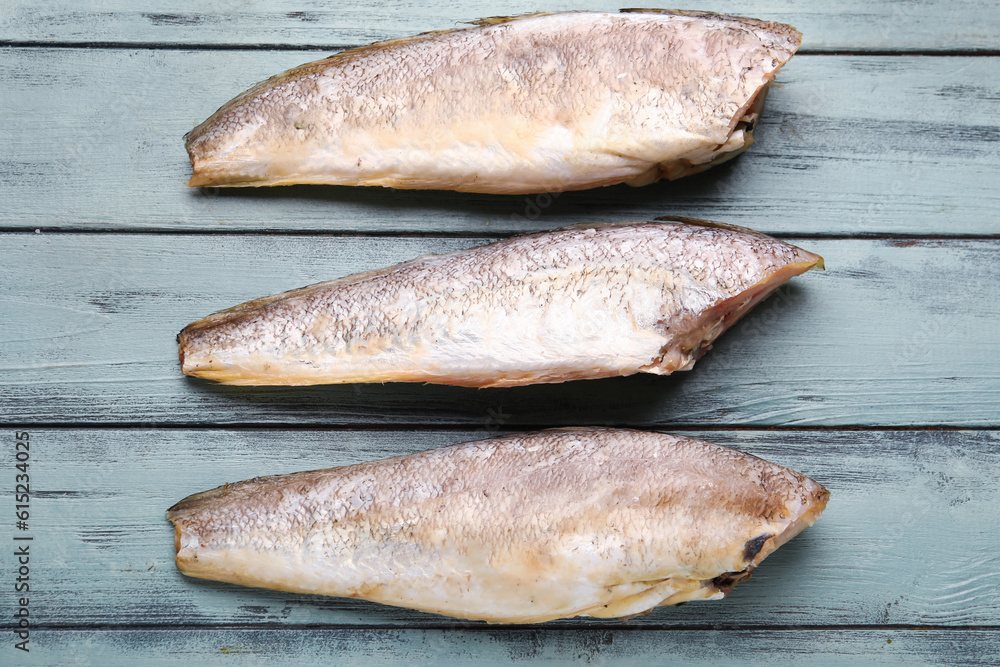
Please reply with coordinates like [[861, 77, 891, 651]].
[[2, 423, 998, 432], [1, 41, 999, 56], [3, 228, 1000, 241], [15, 623, 1000, 632]]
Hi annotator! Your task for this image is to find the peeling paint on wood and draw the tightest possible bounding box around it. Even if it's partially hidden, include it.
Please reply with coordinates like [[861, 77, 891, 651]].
[[1, 235, 996, 426], [0, 52, 999, 234], [1, 429, 997, 629]]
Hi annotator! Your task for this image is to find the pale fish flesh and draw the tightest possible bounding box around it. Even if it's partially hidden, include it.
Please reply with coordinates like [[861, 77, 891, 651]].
[[178, 219, 823, 387], [167, 428, 829, 623], [185, 10, 801, 193]]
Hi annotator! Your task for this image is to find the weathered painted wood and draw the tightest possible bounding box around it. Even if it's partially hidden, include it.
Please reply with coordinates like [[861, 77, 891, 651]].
[[2, 51, 999, 235], [2, 1, 998, 51], [2, 429, 997, 628], [2, 235, 998, 427], [2, 0, 997, 663], [11, 628, 1000, 666]]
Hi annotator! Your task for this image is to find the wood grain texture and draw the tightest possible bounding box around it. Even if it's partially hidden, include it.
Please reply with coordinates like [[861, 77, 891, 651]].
[[11, 628, 1000, 666], [2, 235, 997, 427], [2, 429, 997, 629], [2, 0, 998, 51], [1, 51, 999, 235]]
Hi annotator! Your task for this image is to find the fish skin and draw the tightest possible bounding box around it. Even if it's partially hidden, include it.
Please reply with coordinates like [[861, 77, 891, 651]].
[[185, 10, 801, 193], [166, 428, 829, 623], [178, 220, 823, 387]]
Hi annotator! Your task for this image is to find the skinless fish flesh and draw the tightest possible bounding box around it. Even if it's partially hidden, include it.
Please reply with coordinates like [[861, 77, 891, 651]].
[[185, 10, 801, 193], [166, 428, 829, 623], [178, 219, 823, 387]]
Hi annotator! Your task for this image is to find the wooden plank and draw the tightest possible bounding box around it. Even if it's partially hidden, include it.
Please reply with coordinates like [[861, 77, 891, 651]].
[[1, 51, 999, 236], [3, 429, 998, 629], [2, 1, 998, 51], [2, 235, 998, 427], [11, 628, 1000, 666]]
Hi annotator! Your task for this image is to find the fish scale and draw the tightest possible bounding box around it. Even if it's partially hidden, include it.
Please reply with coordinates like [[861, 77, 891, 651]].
[[178, 220, 823, 387], [184, 10, 801, 193], [167, 428, 829, 623]]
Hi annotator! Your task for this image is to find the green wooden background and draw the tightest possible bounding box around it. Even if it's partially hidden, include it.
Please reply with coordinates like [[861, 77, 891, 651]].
[[1, 2, 998, 665]]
